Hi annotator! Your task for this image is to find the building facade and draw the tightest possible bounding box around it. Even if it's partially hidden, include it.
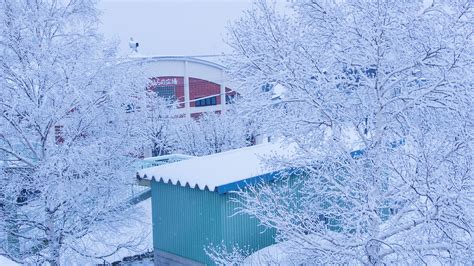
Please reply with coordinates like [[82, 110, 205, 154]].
[[130, 56, 236, 118]]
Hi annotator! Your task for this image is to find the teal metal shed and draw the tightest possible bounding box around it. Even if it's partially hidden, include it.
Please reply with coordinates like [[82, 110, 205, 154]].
[[137, 142, 294, 265]]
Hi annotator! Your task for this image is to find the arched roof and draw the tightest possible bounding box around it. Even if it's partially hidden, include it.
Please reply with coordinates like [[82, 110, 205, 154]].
[[122, 56, 233, 87], [137, 56, 226, 70]]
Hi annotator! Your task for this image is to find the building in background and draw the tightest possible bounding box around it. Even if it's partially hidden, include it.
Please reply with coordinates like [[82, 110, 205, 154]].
[[130, 56, 236, 118]]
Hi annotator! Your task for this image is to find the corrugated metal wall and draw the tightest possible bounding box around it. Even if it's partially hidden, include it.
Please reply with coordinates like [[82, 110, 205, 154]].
[[221, 195, 276, 252], [151, 181, 275, 265]]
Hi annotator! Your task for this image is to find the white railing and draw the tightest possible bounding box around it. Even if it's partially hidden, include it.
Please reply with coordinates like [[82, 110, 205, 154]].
[[128, 154, 196, 204], [138, 154, 195, 169]]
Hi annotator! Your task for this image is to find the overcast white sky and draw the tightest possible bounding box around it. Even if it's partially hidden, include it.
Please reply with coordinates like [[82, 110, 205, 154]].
[[98, 0, 255, 57]]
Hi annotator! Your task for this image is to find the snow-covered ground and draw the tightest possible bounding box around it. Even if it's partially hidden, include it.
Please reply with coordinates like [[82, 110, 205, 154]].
[[0, 255, 19, 266], [68, 198, 153, 265]]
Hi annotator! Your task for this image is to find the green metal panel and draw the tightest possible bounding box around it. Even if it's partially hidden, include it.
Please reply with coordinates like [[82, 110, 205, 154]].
[[220, 194, 276, 251], [151, 180, 275, 265], [152, 181, 221, 265]]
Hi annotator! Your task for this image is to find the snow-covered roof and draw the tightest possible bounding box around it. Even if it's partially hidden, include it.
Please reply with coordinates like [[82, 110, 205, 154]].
[[124, 55, 227, 70], [137, 142, 295, 194]]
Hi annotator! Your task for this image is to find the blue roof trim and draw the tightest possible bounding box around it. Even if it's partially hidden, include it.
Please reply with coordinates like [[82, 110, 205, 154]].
[[350, 149, 365, 158], [390, 138, 405, 148], [350, 138, 405, 159], [140, 139, 406, 194], [216, 170, 282, 194], [216, 139, 407, 193]]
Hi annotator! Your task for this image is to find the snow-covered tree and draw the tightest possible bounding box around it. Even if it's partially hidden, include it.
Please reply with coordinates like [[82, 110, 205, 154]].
[[0, 0, 147, 264], [137, 85, 252, 157], [139, 89, 177, 157], [168, 109, 252, 156], [215, 0, 474, 264]]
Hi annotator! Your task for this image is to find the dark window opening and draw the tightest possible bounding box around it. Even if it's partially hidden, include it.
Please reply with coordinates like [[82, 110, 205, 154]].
[[195, 96, 217, 107], [55, 125, 64, 144], [261, 83, 273, 92], [155, 86, 176, 100], [225, 94, 236, 104]]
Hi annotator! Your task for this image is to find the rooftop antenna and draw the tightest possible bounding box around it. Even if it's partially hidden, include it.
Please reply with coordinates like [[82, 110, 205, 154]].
[[129, 37, 139, 53]]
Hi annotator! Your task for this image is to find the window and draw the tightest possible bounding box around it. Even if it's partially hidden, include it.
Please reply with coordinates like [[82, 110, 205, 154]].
[[261, 83, 273, 92], [55, 125, 64, 144], [125, 103, 136, 113], [155, 86, 176, 100], [225, 94, 236, 104], [195, 96, 217, 107]]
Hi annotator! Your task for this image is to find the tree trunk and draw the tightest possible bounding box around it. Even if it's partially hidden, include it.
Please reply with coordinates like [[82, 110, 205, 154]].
[[46, 208, 60, 266]]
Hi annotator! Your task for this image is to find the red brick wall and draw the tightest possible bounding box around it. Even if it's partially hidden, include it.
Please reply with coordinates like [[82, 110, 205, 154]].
[[189, 77, 221, 107], [149, 76, 185, 107], [150, 76, 236, 110]]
